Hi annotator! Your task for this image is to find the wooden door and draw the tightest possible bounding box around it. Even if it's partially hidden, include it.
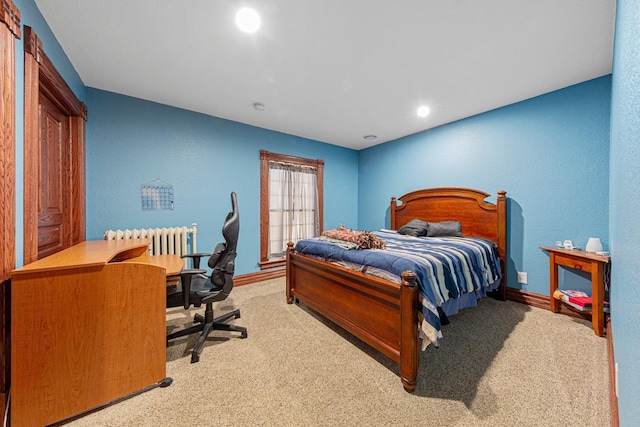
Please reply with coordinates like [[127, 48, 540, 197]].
[[23, 26, 86, 265], [38, 94, 72, 259]]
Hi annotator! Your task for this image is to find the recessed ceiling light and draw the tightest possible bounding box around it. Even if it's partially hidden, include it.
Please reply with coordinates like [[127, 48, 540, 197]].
[[363, 135, 377, 141], [253, 102, 265, 111], [236, 8, 261, 33], [417, 105, 431, 117]]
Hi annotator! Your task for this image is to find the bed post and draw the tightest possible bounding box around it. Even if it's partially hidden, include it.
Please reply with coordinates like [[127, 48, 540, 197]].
[[497, 190, 507, 301], [400, 270, 419, 393], [390, 197, 397, 229], [286, 241, 295, 304]]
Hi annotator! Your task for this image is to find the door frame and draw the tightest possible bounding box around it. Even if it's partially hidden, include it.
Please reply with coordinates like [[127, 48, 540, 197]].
[[0, 0, 21, 418], [23, 26, 87, 264]]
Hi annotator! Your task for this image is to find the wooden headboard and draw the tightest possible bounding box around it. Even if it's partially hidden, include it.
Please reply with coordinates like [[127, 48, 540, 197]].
[[390, 187, 507, 298]]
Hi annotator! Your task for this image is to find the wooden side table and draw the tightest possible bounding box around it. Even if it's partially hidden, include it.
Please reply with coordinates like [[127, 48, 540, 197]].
[[540, 246, 610, 337]]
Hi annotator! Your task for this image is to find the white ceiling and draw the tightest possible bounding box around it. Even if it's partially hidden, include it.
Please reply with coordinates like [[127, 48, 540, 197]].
[[34, 0, 616, 150]]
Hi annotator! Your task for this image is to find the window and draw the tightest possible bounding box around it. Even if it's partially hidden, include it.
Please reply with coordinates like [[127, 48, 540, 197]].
[[260, 150, 324, 269]]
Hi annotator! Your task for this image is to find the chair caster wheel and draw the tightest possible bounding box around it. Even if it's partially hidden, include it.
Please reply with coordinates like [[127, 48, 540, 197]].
[[191, 353, 200, 363], [241, 332, 248, 339]]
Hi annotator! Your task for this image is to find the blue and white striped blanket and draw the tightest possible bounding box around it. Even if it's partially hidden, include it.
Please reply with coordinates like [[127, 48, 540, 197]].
[[294, 229, 502, 348]]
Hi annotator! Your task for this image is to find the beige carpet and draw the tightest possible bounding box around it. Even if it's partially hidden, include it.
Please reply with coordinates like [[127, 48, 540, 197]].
[[66, 278, 609, 426]]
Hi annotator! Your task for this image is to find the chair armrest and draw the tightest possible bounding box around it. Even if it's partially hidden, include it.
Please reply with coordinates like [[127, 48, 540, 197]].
[[179, 268, 207, 309], [181, 253, 211, 269]]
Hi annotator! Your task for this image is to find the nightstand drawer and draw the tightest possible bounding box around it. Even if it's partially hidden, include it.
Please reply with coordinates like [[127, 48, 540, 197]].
[[554, 254, 591, 271]]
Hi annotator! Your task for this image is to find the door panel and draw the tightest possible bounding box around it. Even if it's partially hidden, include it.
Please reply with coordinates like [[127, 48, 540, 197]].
[[38, 94, 70, 259]]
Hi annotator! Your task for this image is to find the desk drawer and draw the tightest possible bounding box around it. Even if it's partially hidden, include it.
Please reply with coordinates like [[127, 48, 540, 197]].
[[554, 254, 592, 271]]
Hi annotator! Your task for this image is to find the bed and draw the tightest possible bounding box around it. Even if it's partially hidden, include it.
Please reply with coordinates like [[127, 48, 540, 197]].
[[285, 187, 507, 392]]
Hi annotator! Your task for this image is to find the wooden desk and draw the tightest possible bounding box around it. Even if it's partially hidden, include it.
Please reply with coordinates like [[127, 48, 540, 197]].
[[540, 246, 610, 337], [11, 239, 181, 427], [125, 253, 184, 285]]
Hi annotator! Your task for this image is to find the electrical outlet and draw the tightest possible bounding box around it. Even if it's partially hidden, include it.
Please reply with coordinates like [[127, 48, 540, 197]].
[[517, 271, 528, 284]]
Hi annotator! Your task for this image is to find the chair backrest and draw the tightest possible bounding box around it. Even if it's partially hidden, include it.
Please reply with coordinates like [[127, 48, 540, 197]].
[[208, 192, 239, 295]]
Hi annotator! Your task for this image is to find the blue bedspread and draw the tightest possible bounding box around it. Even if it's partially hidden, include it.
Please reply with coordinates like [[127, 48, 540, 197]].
[[295, 230, 502, 347]]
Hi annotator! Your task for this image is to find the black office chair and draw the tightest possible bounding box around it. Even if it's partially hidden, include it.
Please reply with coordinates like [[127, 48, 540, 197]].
[[166, 192, 247, 363]]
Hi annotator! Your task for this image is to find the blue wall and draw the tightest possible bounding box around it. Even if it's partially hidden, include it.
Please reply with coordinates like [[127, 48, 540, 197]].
[[610, 0, 640, 424], [358, 76, 612, 295], [85, 89, 358, 275]]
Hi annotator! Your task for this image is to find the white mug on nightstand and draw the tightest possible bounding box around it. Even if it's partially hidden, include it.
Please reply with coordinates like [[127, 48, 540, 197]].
[[585, 237, 603, 253]]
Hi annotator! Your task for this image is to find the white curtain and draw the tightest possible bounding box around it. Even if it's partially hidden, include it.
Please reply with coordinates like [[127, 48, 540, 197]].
[[268, 162, 318, 259]]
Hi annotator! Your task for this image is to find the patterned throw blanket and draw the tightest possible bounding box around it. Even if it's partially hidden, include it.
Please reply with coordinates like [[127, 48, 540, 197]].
[[321, 225, 386, 250]]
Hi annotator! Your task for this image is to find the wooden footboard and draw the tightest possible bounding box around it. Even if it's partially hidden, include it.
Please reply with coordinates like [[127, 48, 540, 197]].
[[285, 187, 507, 392], [286, 243, 419, 392]]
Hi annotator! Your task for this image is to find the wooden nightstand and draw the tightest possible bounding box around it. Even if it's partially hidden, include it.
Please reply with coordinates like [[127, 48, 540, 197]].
[[540, 246, 610, 337]]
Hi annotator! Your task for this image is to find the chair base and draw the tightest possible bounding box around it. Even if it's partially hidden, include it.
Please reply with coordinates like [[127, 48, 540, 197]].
[[167, 304, 248, 363]]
